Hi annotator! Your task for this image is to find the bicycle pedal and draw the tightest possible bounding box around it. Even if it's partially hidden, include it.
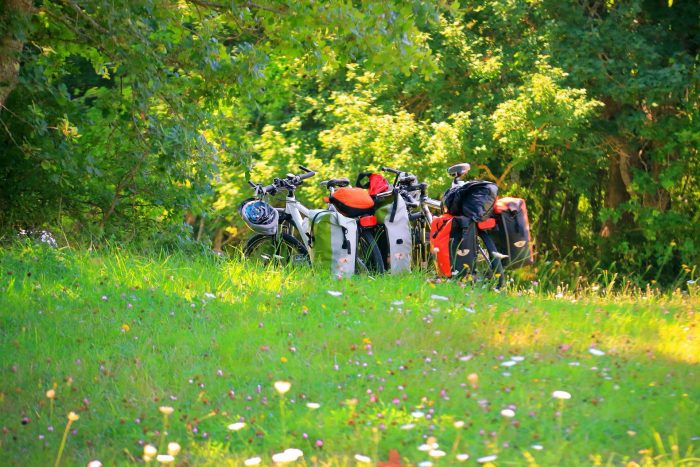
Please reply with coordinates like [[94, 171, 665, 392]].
[[490, 251, 509, 260]]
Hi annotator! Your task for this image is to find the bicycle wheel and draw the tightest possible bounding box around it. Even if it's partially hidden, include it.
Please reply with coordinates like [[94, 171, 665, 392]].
[[356, 229, 385, 274], [473, 233, 505, 288], [243, 233, 309, 267], [411, 218, 433, 271]]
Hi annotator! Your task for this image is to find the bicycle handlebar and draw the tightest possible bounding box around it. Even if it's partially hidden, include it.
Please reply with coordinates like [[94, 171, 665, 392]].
[[424, 198, 441, 208], [250, 165, 316, 195], [297, 165, 315, 180], [409, 211, 425, 222]]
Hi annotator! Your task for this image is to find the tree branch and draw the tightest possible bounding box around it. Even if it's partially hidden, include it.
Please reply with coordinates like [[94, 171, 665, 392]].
[[62, 0, 109, 34], [186, 0, 288, 14]]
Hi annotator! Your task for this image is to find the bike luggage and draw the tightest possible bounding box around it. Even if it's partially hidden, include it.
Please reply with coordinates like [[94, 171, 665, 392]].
[[308, 209, 357, 277], [328, 187, 375, 218], [429, 214, 477, 278], [492, 197, 533, 269], [374, 190, 412, 273], [443, 181, 498, 222], [356, 172, 391, 196]]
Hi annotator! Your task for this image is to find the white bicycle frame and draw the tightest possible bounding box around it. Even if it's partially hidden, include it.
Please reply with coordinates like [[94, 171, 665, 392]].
[[283, 184, 348, 248], [421, 197, 441, 224], [281, 194, 314, 250]]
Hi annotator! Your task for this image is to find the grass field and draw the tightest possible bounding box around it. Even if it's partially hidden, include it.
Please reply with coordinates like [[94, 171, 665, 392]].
[[1, 244, 699, 466]]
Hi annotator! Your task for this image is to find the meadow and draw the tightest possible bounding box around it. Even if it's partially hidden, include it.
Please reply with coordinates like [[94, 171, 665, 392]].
[[0, 244, 698, 466]]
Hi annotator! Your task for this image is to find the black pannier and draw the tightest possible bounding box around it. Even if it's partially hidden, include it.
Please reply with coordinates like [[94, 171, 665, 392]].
[[443, 181, 498, 222], [429, 214, 477, 278], [492, 197, 534, 269]]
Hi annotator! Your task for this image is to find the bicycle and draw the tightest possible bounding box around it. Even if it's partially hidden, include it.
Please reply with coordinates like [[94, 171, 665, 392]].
[[375, 164, 506, 287], [446, 163, 506, 288], [372, 167, 442, 270], [318, 177, 385, 274], [241, 167, 384, 273]]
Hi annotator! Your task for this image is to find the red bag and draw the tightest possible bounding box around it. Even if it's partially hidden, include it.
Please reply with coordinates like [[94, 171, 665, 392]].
[[477, 218, 496, 230], [356, 173, 391, 197], [367, 174, 391, 196], [429, 214, 477, 278], [329, 187, 375, 218]]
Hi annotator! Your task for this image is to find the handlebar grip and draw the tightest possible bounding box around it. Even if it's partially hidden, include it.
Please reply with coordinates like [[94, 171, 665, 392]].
[[381, 166, 402, 175], [298, 170, 315, 181]]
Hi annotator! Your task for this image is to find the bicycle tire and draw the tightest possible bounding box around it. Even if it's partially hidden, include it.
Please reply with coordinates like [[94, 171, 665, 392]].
[[473, 235, 505, 288], [411, 218, 433, 271], [243, 233, 310, 267], [356, 229, 385, 274]]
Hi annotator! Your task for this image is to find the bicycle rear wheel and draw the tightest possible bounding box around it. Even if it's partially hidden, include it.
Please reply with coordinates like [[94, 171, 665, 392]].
[[243, 233, 310, 267]]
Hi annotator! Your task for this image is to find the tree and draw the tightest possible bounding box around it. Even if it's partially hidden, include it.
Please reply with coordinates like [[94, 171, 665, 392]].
[[0, 0, 32, 108]]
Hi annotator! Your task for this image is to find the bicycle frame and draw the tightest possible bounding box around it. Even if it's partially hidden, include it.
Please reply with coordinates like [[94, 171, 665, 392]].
[[276, 186, 341, 250], [421, 197, 441, 224], [281, 193, 313, 249]]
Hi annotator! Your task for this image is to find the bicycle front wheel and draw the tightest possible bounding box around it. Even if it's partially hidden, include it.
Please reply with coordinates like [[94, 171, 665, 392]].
[[412, 218, 433, 271], [473, 233, 505, 288], [356, 229, 385, 274], [243, 233, 310, 267]]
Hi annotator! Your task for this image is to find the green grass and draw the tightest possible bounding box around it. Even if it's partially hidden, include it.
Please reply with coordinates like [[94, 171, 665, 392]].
[[0, 244, 699, 466]]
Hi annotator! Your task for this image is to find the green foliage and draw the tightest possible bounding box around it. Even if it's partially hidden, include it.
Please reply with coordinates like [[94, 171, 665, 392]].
[[1, 0, 699, 282]]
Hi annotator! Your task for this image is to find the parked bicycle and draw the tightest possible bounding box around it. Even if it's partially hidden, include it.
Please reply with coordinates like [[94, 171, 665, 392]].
[[319, 177, 385, 274], [373, 167, 442, 269], [370, 164, 506, 287], [240, 166, 384, 273], [446, 163, 506, 288]]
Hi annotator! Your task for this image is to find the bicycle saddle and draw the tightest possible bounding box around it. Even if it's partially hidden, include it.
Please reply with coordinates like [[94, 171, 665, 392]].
[[320, 178, 350, 189], [448, 163, 471, 178]]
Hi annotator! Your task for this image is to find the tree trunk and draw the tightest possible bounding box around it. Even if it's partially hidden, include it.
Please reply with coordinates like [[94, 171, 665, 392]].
[[590, 175, 603, 237], [537, 178, 556, 254], [0, 0, 33, 110], [601, 136, 639, 238], [212, 227, 224, 252], [562, 192, 578, 253]]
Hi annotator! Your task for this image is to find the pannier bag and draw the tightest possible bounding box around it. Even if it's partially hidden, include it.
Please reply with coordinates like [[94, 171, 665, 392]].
[[329, 187, 375, 218], [429, 214, 477, 278], [443, 181, 498, 222], [374, 191, 412, 273], [308, 210, 357, 277], [492, 197, 534, 269]]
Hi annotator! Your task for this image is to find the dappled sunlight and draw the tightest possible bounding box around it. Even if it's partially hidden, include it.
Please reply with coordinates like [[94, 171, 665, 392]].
[[655, 320, 700, 365], [476, 310, 700, 366]]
